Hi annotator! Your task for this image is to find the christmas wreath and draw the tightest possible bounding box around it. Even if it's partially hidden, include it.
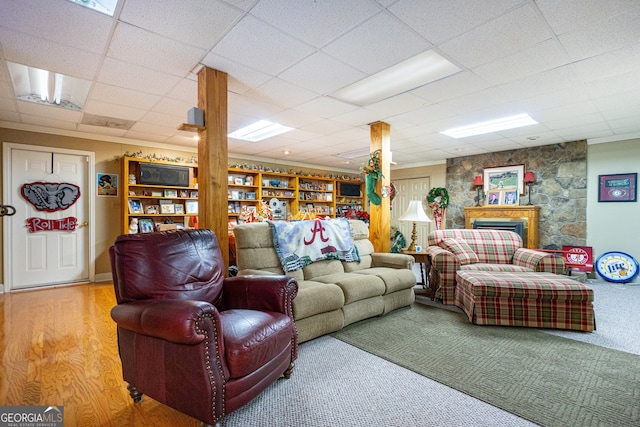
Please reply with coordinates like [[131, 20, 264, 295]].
[[427, 187, 449, 210]]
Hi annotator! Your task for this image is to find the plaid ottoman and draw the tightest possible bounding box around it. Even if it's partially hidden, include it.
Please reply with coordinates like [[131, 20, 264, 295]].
[[455, 271, 595, 332]]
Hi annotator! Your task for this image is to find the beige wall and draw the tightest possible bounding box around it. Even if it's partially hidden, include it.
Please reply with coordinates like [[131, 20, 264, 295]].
[[587, 138, 640, 283]]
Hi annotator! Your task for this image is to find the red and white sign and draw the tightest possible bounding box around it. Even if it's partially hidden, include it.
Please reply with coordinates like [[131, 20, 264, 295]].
[[26, 217, 78, 233]]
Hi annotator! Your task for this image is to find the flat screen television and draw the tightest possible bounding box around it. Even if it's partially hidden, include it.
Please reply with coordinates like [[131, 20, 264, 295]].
[[339, 182, 361, 197]]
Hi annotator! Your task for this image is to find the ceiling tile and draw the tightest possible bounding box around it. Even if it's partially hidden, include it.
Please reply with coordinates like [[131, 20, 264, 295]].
[[84, 100, 146, 121], [246, 78, 319, 109], [201, 53, 272, 94], [278, 52, 366, 95], [536, 0, 639, 35], [558, 7, 640, 61], [250, 0, 381, 48], [97, 58, 182, 95], [439, 3, 553, 68], [120, 0, 243, 49], [0, 28, 102, 80], [389, 0, 526, 44], [0, 0, 114, 54], [90, 83, 161, 110], [211, 15, 315, 76], [294, 97, 359, 119], [323, 12, 431, 74]]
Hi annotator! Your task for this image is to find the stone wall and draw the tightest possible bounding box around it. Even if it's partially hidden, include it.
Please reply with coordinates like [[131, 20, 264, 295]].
[[445, 140, 587, 249]]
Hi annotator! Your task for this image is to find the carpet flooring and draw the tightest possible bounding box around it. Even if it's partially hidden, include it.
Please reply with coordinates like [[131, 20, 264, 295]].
[[332, 303, 640, 427]]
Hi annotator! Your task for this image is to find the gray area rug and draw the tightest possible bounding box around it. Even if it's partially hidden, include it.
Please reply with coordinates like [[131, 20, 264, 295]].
[[332, 303, 640, 427]]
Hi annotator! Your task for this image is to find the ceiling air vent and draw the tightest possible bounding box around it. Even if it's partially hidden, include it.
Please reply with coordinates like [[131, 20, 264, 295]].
[[81, 113, 135, 130]]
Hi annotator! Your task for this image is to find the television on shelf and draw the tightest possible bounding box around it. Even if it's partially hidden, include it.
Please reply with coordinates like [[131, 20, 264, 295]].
[[340, 182, 360, 197]]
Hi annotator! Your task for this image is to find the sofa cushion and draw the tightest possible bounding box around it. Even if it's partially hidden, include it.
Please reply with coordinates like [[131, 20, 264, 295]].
[[293, 281, 344, 320], [303, 259, 344, 280], [355, 267, 417, 293], [440, 238, 479, 265], [313, 273, 385, 304]]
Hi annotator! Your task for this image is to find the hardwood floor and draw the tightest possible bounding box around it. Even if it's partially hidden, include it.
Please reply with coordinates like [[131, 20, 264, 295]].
[[0, 282, 200, 426]]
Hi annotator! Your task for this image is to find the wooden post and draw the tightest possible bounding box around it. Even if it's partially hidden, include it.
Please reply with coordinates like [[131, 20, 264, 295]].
[[369, 121, 391, 253], [197, 67, 229, 272]]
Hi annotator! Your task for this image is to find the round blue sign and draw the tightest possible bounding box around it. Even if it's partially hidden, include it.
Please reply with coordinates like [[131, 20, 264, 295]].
[[595, 251, 639, 283]]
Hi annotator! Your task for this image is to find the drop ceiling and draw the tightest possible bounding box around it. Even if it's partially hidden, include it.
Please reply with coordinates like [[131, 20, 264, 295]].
[[1, 0, 639, 172]]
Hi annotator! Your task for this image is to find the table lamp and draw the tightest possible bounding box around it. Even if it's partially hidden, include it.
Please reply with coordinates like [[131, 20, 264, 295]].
[[473, 175, 484, 206], [524, 171, 536, 205], [399, 200, 432, 251]]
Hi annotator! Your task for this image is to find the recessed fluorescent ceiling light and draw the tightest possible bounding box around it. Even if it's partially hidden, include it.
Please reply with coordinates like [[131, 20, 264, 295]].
[[228, 120, 294, 142], [331, 50, 461, 106], [65, 0, 118, 16], [336, 149, 371, 159], [6, 61, 91, 111], [441, 114, 538, 138]]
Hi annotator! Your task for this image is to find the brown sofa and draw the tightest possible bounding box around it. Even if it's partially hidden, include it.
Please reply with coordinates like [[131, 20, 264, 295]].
[[233, 219, 417, 343]]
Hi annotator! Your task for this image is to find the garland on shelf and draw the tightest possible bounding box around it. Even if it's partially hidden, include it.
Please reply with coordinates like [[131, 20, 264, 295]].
[[122, 151, 197, 164], [360, 150, 383, 206], [427, 187, 449, 230]]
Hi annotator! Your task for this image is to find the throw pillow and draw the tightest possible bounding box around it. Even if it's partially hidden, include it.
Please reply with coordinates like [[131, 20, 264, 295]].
[[440, 238, 479, 265]]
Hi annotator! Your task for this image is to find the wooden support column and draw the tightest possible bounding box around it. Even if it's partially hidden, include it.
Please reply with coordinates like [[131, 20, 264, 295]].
[[197, 67, 229, 272], [369, 121, 391, 253]]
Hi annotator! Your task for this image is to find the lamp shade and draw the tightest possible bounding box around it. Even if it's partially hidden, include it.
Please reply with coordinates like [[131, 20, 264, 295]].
[[399, 200, 432, 223], [524, 171, 536, 183], [473, 175, 483, 186]]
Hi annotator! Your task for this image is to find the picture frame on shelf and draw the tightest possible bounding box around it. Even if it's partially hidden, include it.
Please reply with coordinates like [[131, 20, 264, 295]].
[[145, 205, 159, 214], [483, 164, 525, 196], [179, 190, 189, 198], [598, 173, 637, 202], [185, 200, 199, 214], [190, 191, 198, 198], [138, 218, 155, 233], [174, 204, 184, 214], [235, 177, 244, 185], [128, 199, 143, 214], [486, 190, 502, 205], [503, 190, 518, 205], [164, 189, 178, 198], [151, 190, 163, 197], [160, 203, 175, 214]]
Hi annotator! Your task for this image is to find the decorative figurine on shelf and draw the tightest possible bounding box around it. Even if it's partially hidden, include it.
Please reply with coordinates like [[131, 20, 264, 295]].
[[128, 218, 139, 234], [129, 174, 136, 184]]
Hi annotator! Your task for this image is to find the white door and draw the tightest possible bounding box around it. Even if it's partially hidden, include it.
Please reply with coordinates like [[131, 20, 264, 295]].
[[391, 178, 432, 249], [3, 143, 95, 291]]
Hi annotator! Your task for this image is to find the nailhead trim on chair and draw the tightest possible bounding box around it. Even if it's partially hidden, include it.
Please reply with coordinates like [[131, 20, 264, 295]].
[[195, 313, 225, 425]]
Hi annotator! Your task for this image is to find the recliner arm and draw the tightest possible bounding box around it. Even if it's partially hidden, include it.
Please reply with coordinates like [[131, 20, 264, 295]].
[[370, 253, 414, 269], [110, 299, 220, 345], [223, 275, 298, 318]]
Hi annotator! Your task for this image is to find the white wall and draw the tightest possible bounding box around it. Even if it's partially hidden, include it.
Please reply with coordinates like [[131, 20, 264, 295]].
[[587, 139, 640, 283]]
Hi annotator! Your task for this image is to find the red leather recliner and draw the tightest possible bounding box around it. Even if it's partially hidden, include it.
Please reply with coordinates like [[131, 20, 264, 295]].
[[109, 229, 298, 426]]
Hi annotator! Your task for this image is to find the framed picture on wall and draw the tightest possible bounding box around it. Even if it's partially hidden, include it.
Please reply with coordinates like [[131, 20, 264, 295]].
[[483, 164, 524, 195], [598, 173, 637, 202]]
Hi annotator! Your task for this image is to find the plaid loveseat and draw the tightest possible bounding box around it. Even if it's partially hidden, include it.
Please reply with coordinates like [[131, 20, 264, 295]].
[[426, 229, 564, 305]]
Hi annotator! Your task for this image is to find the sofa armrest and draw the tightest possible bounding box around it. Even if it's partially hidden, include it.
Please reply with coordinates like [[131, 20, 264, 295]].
[[371, 252, 414, 269], [223, 275, 298, 317], [110, 299, 218, 345], [237, 269, 278, 276], [513, 248, 565, 274], [426, 245, 458, 270]]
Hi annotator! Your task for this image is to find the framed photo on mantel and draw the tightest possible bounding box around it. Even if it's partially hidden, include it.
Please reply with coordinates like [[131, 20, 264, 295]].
[[483, 164, 524, 196]]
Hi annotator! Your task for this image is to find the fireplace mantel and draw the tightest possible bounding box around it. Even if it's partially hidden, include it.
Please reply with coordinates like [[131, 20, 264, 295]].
[[464, 206, 540, 248]]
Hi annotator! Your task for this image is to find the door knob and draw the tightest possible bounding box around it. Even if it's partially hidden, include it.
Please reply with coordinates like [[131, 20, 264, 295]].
[[79, 221, 89, 227], [0, 205, 16, 216]]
